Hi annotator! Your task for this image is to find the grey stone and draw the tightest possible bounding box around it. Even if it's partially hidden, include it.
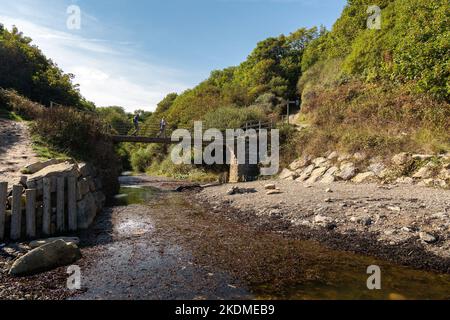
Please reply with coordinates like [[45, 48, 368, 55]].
[[77, 193, 98, 229], [312, 157, 329, 167], [93, 191, 106, 209], [320, 166, 339, 184], [306, 167, 328, 184], [296, 164, 315, 182], [267, 190, 283, 195], [29, 237, 80, 249], [77, 178, 90, 197], [368, 162, 386, 177], [338, 163, 357, 181], [352, 172, 376, 183], [289, 155, 311, 171], [279, 168, 298, 180], [9, 240, 81, 276]]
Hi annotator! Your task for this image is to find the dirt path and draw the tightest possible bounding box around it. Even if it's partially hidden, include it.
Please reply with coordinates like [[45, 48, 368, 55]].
[[0, 119, 39, 185]]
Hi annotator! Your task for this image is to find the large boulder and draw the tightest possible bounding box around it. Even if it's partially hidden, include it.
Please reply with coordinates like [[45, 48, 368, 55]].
[[312, 157, 329, 168], [338, 163, 357, 181], [9, 240, 81, 276], [306, 167, 329, 183], [296, 164, 316, 182], [320, 166, 339, 184], [289, 155, 311, 171], [279, 168, 298, 180], [352, 172, 376, 183]]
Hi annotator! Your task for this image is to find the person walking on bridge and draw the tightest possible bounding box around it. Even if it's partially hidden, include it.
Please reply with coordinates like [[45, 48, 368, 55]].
[[157, 118, 168, 138], [131, 113, 140, 136]]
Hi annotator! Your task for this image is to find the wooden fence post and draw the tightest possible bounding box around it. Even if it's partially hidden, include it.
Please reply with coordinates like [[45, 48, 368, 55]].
[[0, 182, 7, 240], [42, 178, 51, 235], [56, 177, 65, 232], [26, 189, 36, 238], [68, 176, 77, 231], [10, 185, 23, 240]]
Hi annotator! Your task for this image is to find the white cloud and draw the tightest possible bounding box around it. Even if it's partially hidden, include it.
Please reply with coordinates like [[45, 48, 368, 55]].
[[0, 15, 190, 112]]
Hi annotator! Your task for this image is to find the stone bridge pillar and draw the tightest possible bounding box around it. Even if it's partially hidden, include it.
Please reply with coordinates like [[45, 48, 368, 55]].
[[228, 140, 259, 183]]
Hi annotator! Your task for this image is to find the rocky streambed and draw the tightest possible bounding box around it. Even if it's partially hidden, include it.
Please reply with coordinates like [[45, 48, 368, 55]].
[[1, 175, 450, 300]]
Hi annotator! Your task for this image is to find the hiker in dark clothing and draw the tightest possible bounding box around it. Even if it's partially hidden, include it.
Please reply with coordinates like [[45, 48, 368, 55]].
[[131, 114, 140, 136]]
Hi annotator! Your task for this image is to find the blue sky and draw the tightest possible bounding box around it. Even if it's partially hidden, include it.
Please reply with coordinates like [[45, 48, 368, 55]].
[[0, 0, 347, 112]]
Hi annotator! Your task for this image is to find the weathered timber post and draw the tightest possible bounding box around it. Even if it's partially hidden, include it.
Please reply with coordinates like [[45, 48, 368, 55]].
[[42, 178, 51, 235], [10, 185, 23, 240], [25, 189, 36, 238], [56, 177, 65, 232], [68, 176, 77, 231], [0, 182, 7, 240]]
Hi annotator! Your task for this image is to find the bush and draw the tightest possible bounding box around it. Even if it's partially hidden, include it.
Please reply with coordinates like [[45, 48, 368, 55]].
[[0, 89, 43, 120]]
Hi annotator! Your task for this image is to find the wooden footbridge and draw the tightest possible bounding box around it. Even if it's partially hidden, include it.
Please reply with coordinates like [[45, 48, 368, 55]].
[[108, 120, 273, 144]]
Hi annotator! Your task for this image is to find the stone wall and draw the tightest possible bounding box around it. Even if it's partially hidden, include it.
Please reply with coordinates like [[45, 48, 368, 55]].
[[2, 159, 106, 240]]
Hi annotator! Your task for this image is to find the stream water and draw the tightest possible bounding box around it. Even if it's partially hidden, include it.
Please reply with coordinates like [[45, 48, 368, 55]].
[[108, 183, 450, 300]]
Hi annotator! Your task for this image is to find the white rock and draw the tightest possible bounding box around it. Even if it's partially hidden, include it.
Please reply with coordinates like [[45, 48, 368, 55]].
[[306, 167, 329, 184], [296, 164, 316, 182], [338, 163, 357, 181], [279, 168, 298, 180], [352, 172, 376, 183]]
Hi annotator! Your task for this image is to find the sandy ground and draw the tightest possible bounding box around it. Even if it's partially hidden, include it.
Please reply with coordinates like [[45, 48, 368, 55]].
[[195, 180, 450, 273], [0, 119, 39, 185]]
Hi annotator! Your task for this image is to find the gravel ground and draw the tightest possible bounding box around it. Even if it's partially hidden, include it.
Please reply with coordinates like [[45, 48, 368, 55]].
[[195, 180, 450, 273]]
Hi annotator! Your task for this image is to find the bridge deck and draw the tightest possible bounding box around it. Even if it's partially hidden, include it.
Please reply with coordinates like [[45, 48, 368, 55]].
[[111, 135, 178, 144]]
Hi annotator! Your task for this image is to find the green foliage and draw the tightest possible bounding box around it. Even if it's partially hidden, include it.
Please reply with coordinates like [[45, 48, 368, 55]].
[[145, 27, 319, 131], [130, 144, 166, 172], [96, 106, 132, 134], [301, 0, 450, 101], [0, 25, 93, 109], [203, 106, 267, 130]]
